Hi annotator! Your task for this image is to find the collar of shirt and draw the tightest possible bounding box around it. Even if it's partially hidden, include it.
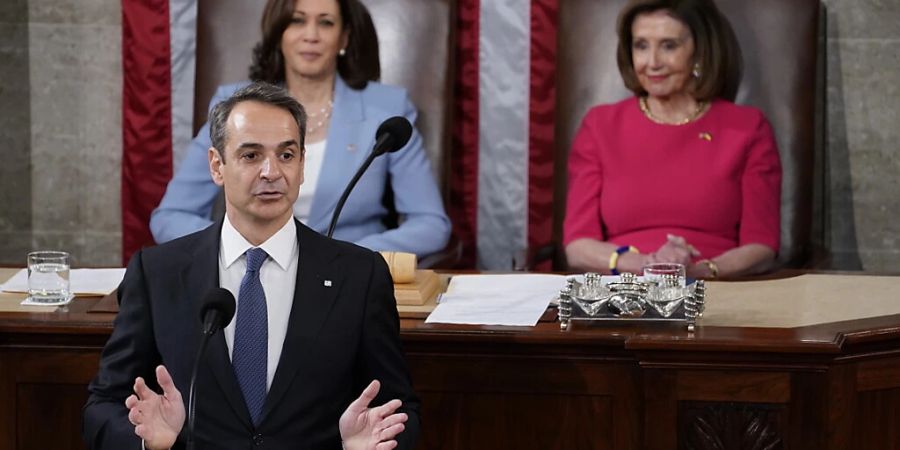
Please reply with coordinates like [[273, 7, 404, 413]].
[[221, 215, 297, 270]]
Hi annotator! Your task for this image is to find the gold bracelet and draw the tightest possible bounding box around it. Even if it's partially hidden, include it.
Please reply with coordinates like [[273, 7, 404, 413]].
[[699, 259, 719, 279]]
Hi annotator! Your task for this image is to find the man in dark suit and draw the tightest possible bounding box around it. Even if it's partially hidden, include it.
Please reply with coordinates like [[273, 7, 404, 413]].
[[83, 82, 419, 450]]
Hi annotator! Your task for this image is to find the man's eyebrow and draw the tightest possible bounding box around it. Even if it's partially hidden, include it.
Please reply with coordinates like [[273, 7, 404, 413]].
[[233, 140, 299, 151], [235, 142, 263, 150]]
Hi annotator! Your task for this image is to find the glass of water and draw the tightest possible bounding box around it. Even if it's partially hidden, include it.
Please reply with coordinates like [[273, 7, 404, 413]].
[[642, 263, 686, 317], [642, 262, 686, 287], [27, 251, 71, 303]]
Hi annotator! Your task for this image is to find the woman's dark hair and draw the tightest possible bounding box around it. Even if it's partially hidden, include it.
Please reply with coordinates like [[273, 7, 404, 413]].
[[248, 0, 380, 89], [616, 0, 742, 101]]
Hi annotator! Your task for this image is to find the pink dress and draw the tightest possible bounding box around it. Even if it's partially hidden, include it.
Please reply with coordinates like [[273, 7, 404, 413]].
[[563, 97, 782, 260]]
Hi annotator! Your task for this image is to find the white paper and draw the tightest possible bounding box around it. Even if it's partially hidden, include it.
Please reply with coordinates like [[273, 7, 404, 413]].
[[425, 274, 567, 326], [1, 268, 126, 296]]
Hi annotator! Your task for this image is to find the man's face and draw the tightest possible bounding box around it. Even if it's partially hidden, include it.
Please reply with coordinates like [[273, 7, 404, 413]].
[[209, 100, 304, 230]]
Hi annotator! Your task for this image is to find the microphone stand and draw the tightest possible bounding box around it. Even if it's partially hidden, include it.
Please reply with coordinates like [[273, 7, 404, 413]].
[[326, 151, 380, 238], [186, 328, 215, 450], [326, 116, 410, 239]]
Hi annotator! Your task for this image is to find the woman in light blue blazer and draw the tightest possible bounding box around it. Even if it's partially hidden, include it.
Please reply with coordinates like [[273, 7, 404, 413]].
[[150, 0, 450, 258]]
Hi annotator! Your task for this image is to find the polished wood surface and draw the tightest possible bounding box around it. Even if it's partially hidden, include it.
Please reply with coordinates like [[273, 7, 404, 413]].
[[2, 274, 900, 449]]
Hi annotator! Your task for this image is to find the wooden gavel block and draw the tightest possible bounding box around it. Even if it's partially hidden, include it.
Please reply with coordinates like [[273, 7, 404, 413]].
[[379, 252, 440, 306], [379, 251, 417, 284]]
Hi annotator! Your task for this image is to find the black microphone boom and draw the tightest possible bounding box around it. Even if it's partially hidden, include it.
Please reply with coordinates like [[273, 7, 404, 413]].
[[326, 116, 413, 238], [188, 288, 236, 450]]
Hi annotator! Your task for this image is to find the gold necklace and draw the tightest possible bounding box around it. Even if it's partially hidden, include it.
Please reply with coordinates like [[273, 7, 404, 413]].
[[639, 96, 707, 125]]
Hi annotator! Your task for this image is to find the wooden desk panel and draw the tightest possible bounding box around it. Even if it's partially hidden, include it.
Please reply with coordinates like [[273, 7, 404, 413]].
[[2, 284, 900, 449]]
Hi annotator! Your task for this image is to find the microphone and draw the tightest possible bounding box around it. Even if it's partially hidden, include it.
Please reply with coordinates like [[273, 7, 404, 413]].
[[326, 116, 413, 238], [187, 288, 236, 450], [371, 116, 413, 156], [199, 287, 236, 336]]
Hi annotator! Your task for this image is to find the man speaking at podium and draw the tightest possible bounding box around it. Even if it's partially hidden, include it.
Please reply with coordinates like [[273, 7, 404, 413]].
[[83, 82, 419, 450]]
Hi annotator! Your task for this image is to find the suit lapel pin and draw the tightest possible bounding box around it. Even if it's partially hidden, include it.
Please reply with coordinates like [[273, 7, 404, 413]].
[[324, 280, 333, 287]]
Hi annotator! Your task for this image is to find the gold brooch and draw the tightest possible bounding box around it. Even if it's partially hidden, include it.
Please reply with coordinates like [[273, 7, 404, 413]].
[[698, 132, 712, 141]]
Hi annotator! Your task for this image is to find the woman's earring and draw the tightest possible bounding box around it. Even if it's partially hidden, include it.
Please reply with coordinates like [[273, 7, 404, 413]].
[[692, 63, 701, 78], [339, 48, 346, 57]]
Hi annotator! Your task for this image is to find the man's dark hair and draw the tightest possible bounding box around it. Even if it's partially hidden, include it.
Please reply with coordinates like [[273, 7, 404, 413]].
[[208, 82, 307, 161], [248, 0, 380, 89]]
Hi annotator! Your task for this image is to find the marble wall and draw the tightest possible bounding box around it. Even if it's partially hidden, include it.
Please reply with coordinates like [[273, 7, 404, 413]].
[[0, 0, 122, 267], [822, 0, 900, 271], [0, 0, 897, 271], [0, 0, 33, 264]]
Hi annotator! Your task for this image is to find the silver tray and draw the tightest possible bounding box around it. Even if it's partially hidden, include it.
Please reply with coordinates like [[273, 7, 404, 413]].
[[558, 273, 706, 331]]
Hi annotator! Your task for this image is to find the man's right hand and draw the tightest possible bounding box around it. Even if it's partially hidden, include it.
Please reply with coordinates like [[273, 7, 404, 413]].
[[125, 365, 185, 450]]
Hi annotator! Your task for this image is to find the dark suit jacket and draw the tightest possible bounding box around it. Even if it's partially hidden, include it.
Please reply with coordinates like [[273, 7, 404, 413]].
[[83, 220, 420, 449]]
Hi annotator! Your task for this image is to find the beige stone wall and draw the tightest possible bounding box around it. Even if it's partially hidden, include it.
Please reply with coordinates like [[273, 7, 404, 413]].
[[0, 0, 122, 267], [0, 0, 33, 264], [0, 0, 896, 270], [823, 0, 900, 271]]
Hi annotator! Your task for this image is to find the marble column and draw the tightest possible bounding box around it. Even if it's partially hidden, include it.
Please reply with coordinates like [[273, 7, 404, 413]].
[[26, 0, 122, 266], [823, 0, 900, 271], [0, 0, 32, 264]]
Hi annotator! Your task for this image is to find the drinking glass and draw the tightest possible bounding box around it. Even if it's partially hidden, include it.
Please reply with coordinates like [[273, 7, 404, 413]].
[[642, 262, 686, 317], [642, 263, 686, 287], [27, 251, 71, 303]]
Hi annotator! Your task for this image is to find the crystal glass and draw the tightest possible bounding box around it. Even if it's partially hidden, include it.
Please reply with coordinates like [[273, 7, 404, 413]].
[[642, 263, 686, 287], [579, 272, 606, 300], [573, 273, 609, 316], [642, 263, 686, 318], [27, 251, 70, 303]]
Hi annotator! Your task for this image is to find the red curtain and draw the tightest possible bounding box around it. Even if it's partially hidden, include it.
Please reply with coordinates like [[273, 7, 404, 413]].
[[121, 0, 172, 264]]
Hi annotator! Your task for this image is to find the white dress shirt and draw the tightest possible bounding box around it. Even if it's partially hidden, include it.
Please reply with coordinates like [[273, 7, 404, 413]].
[[142, 217, 299, 450], [293, 139, 327, 223], [219, 214, 298, 391]]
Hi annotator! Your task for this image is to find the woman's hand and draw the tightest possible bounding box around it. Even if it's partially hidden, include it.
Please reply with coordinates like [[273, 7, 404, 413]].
[[651, 234, 699, 267], [687, 260, 716, 279]]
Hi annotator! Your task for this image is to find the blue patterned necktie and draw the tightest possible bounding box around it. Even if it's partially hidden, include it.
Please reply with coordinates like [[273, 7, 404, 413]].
[[232, 247, 268, 426]]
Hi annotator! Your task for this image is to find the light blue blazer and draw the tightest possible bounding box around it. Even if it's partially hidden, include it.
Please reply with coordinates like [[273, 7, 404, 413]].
[[150, 77, 451, 257]]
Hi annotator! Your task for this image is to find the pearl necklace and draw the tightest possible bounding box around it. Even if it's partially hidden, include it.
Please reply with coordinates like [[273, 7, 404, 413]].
[[306, 99, 334, 135], [639, 96, 707, 125]]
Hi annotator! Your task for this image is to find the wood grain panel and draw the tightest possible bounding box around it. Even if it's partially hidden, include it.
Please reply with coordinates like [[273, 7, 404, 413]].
[[644, 369, 678, 450], [853, 388, 900, 450], [825, 364, 856, 450], [787, 371, 826, 449], [676, 371, 790, 403], [856, 356, 900, 391], [409, 355, 632, 396], [12, 349, 100, 383], [0, 349, 14, 448], [17, 383, 88, 450], [1, 348, 100, 450], [417, 392, 615, 450]]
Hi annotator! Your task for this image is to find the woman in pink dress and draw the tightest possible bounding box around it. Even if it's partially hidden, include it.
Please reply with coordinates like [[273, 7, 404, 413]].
[[564, 0, 782, 278]]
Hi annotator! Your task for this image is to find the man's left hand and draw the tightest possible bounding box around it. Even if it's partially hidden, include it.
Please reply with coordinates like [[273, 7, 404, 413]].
[[339, 380, 408, 450]]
